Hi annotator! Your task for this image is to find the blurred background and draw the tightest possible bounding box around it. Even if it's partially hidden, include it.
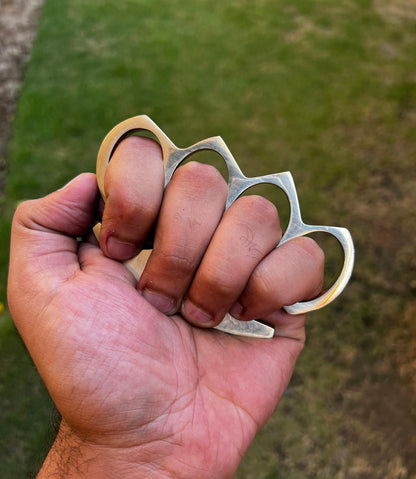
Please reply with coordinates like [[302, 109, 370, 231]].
[[0, 0, 415, 477]]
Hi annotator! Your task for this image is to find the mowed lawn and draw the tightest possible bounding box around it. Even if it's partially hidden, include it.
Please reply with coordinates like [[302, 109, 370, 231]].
[[1, 0, 415, 477]]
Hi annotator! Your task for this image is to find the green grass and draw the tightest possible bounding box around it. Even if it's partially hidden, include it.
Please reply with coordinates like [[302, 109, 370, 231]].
[[0, 317, 55, 477], [1, 0, 416, 477]]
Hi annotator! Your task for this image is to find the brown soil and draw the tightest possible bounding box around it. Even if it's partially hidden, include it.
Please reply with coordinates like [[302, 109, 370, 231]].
[[0, 0, 44, 194]]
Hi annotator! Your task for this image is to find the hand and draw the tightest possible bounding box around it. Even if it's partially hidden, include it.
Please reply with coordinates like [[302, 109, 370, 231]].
[[8, 136, 324, 478]]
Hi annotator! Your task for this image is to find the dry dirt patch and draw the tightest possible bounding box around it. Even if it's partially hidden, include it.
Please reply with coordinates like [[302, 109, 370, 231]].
[[0, 0, 44, 193], [375, 0, 416, 23]]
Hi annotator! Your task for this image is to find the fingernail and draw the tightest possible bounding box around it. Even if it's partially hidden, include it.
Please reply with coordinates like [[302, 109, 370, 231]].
[[229, 301, 243, 319], [181, 300, 214, 325], [142, 289, 177, 315], [106, 235, 138, 260]]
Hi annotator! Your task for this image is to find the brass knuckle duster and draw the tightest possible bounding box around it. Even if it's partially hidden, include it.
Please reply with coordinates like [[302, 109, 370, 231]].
[[95, 115, 355, 339]]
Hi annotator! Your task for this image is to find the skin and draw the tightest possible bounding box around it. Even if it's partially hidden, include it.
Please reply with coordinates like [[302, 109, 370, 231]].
[[7, 137, 324, 478]]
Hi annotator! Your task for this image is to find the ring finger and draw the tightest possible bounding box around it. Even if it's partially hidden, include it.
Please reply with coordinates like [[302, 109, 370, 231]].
[[181, 194, 282, 328]]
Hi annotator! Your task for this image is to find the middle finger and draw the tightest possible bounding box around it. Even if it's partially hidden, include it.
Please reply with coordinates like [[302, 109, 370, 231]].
[[137, 161, 228, 314]]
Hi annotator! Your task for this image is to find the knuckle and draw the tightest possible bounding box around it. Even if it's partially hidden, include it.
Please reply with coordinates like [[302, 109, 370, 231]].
[[296, 236, 325, 270], [197, 265, 236, 299], [176, 161, 227, 194], [13, 200, 37, 228], [235, 195, 280, 226], [300, 237, 325, 294], [158, 249, 196, 277], [243, 238, 326, 313], [251, 264, 280, 305], [116, 135, 161, 156], [13, 200, 29, 221], [106, 194, 151, 226], [105, 182, 158, 228]]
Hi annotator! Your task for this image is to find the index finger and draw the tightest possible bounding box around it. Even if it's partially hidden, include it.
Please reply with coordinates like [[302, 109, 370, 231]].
[[99, 136, 164, 260]]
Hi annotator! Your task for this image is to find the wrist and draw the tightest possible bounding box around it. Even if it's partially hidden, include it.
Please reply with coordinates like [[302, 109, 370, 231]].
[[37, 420, 175, 479]]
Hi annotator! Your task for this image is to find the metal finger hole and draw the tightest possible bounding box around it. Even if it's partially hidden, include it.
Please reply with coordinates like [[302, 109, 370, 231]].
[[174, 149, 229, 183], [305, 232, 343, 292]]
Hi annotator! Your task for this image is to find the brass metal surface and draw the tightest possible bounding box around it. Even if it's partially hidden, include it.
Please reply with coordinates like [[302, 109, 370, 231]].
[[95, 115, 354, 338]]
